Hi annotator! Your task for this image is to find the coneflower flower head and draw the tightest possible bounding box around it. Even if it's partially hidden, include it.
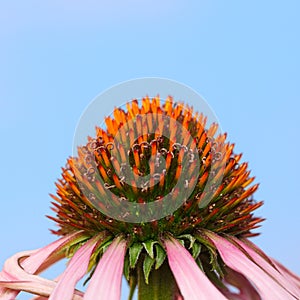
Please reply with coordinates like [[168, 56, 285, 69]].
[[52, 97, 261, 235], [0, 96, 299, 300]]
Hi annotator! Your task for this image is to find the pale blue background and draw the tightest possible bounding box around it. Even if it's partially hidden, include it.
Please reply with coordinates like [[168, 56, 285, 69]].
[[0, 1, 299, 299]]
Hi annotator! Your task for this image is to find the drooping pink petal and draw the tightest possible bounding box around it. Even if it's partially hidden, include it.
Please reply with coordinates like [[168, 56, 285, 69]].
[[0, 250, 57, 298], [208, 232, 297, 300], [22, 231, 86, 274], [234, 238, 300, 299], [1, 279, 56, 298], [272, 259, 300, 289], [0, 279, 83, 299], [0, 250, 83, 300], [0, 270, 19, 299], [84, 236, 127, 300], [49, 238, 98, 300], [0, 232, 85, 299], [0, 289, 19, 300], [164, 236, 227, 300]]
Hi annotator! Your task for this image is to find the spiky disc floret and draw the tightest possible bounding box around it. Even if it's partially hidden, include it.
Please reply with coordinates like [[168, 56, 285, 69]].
[[49, 96, 264, 285]]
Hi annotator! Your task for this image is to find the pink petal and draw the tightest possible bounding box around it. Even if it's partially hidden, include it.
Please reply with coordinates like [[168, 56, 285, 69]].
[[0, 270, 19, 299], [272, 259, 300, 290], [0, 250, 56, 298], [164, 236, 227, 300], [0, 289, 19, 300], [84, 237, 127, 300], [234, 238, 300, 299], [49, 239, 98, 300], [0, 232, 85, 299], [208, 233, 297, 300], [22, 231, 86, 274], [1, 279, 56, 297], [1, 279, 83, 299], [0, 250, 83, 300]]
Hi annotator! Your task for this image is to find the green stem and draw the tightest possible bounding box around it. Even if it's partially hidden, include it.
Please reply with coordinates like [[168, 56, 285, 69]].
[[137, 260, 181, 300]]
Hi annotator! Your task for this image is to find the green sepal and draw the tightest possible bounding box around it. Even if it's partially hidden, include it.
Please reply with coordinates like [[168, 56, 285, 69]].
[[194, 232, 217, 262], [208, 248, 218, 268], [154, 243, 166, 270], [143, 254, 156, 284], [128, 273, 137, 300], [196, 257, 205, 272], [101, 239, 113, 253], [142, 240, 157, 259], [194, 231, 225, 277], [194, 232, 216, 252], [177, 239, 185, 247], [65, 243, 82, 259], [87, 236, 113, 273], [178, 234, 196, 249], [212, 255, 225, 279], [202, 258, 226, 289], [129, 243, 144, 268], [65, 235, 90, 258], [83, 265, 96, 286], [200, 242, 224, 279], [192, 242, 202, 259], [124, 253, 130, 281]]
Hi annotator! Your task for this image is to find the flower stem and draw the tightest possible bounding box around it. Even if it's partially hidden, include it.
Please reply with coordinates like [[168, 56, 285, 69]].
[[137, 260, 181, 300]]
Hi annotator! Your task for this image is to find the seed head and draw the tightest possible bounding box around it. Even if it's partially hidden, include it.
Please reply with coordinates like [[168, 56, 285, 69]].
[[49, 96, 263, 243]]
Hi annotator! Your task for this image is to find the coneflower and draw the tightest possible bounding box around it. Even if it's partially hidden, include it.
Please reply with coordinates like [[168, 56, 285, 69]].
[[0, 97, 299, 300]]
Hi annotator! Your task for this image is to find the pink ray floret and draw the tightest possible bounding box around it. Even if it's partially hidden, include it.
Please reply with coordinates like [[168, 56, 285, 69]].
[[208, 232, 299, 300], [0, 232, 85, 299], [84, 236, 127, 300], [49, 237, 99, 300], [164, 236, 227, 300]]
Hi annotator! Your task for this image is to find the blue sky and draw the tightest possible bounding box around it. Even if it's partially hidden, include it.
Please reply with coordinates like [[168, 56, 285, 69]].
[[0, 1, 299, 299]]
